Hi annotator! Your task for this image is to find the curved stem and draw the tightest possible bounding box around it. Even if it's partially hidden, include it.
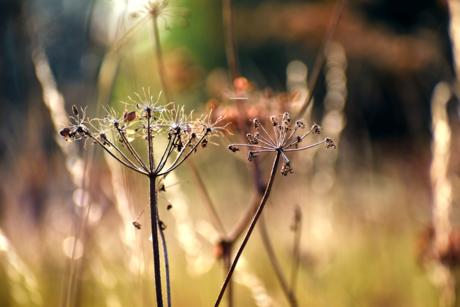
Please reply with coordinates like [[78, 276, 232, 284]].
[[116, 127, 149, 172], [214, 152, 281, 307], [104, 138, 139, 169], [155, 135, 174, 172], [88, 134, 148, 175], [150, 175, 164, 307], [158, 132, 208, 176], [158, 217, 171, 307], [259, 214, 297, 307], [152, 15, 173, 103], [156, 134, 177, 173]]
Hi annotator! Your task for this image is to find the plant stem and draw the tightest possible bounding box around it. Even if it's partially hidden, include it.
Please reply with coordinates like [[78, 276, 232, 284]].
[[222, 0, 239, 82], [152, 15, 173, 103], [298, 0, 347, 119], [158, 218, 171, 307], [150, 175, 164, 307], [259, 214, 297, 307], [214, 152, 281, 307]]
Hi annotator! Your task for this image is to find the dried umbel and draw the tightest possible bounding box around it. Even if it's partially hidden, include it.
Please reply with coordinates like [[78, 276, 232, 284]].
[[229, 112, 335, 177], [59, 89, 230, 177]]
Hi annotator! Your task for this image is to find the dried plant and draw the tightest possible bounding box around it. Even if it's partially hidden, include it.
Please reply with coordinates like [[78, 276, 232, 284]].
[[60, 89, 229, 307], [213, 114, 335, 306]]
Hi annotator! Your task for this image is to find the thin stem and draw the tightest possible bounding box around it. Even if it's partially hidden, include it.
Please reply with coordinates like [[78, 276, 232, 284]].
[[186, 158, 227, 236], [158, 132, 209, 176], [88, 134, 148, 175], [162, 134, 193, 171], [104, 138, 139, 169], [259, 214, 297, 307], [150, 175, 164, 307], [158, 218, 171, 307], [298, 0, 348, 119], [148, 115, 154, 172], [259, 124, 276, 147], [283, 139, 326, 152], [152, 15, 173, 103], [230, 144, 274, 150], [156, 135, 174, 172], [214, 152, 281, 307], [116, 127, 150, 172], [156, 134, 178, 173], [222, 0, 239, 82], [290, 206, 302, 294]]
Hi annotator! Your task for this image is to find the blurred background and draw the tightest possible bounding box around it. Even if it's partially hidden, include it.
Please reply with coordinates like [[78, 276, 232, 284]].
[[1, 0, 459, 306]]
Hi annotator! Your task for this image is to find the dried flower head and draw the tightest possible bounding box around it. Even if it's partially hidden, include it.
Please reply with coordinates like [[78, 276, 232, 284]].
[[228, 112, 335, 177], [60, 106, 89, 142]]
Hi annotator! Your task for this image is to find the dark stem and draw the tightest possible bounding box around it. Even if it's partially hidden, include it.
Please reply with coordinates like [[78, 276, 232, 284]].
[[259, 213, 297, 307], [116, 127, 149, 172], [214, 152, 281, 307], [152, 15, 173, 103], [150, 175, 164, 307], [156, 134, 177, 173], [158, 132, 209, 176], [222, 0, 239, 82], [290, 206, 302, 293], [158, 217, 171, 307], [298, 0, 347, 119]]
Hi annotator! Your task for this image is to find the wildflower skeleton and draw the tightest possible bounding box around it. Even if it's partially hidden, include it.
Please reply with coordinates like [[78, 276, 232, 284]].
[[227, 112, 336, 177], [215, 112, 335, 307], [60, 89, 229, 307]]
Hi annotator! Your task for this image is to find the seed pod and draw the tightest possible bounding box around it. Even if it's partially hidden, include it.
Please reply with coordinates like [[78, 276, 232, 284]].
[[253, 118, 260, 129], [133, 221, 141, 230], [72, 105, 79, 116], [167, 204, 173, 210], [201, 139, 208, 148], [228, 145, 240, 152], [60, 127, 71, 138], [124, 110, 137, 122]]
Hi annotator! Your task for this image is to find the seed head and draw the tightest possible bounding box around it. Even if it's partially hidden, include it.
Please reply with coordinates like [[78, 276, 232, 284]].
[[228, 145, 240, 152], [72, 105, 79, 116]]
